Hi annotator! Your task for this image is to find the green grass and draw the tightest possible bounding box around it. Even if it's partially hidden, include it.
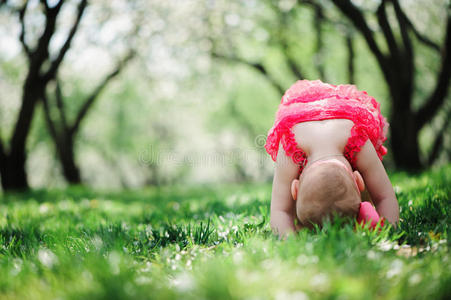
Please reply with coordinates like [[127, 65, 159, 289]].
[[0, 165, 450, 300]]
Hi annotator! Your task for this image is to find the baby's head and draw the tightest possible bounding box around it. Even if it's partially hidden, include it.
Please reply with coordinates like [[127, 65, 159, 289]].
[[291, 159, 364, 228]]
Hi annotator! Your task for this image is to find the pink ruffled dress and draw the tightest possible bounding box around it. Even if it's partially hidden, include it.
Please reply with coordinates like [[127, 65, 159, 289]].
[[265, 80, 389, 172]]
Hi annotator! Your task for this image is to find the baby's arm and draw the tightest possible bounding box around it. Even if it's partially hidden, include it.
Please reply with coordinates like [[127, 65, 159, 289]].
[[270, 145, 300, 237], [355, 140, 399, 225]]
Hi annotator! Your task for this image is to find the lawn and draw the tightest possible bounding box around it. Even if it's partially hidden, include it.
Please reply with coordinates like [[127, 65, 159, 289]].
[[0, 165, 450, 300]]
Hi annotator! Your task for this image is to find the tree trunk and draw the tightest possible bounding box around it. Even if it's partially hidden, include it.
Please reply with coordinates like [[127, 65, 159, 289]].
[[330, 0, 451, 170], [1, 155, 28, 191], [1, 79, 43, 191], [388, 81, 422, 169], [57, 136, 81, 184], [0, 0, 88, 191], [389, 111, 421, 170]]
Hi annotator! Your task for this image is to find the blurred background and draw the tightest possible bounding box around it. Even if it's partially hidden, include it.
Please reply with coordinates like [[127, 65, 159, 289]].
[[0, 0, 449, 191]]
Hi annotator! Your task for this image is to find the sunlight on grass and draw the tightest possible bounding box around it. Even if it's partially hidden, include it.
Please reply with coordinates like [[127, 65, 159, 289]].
[[0, 165, 450, 299]]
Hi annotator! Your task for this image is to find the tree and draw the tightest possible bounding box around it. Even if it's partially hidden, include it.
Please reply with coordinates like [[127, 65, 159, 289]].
[[41, 51, 135, 184], [0, 0, 87, 191], [210, 0, 450, 169], [331, 0, 451, 169], [210, 0, 356, 89]]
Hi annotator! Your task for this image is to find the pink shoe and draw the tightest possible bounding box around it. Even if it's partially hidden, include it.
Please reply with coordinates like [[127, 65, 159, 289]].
[[357, 202, 385, 229]]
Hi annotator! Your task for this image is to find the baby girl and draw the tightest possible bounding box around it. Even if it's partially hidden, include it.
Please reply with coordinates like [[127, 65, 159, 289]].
[[264, 80, 399, 236]]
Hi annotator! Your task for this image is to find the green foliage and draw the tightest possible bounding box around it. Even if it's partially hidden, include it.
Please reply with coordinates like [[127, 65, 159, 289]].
[[0, 165, 450, 299]]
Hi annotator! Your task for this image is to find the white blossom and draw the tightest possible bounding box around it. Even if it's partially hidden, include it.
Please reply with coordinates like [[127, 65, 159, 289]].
[[38, 248, 58, 268]]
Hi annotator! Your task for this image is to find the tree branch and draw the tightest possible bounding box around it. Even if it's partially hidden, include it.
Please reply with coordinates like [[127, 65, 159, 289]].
[[416, 13, 451, 129], [428, 108, 451, 165], [346, 32, 355, 84], [376, 0, 399, 61], [282, 41, 304, 80], [276, 7, 304, 80], [55, 79, 69, 133], [313, 4, 325, 80], [0, 134, 6, 167], [32, 0, 64, 67], [18, 2, 31, 57], [40, 0, 50, 12], [69, 51, 135, 136], [43, 0, 87, 82], [42, 94, 60, 143], [298, 0, 320, 9], [392, 0, 413, 67], [280, 38, 304, 80], [395, 1, 440, 52], [212, 52, 285, 95], [7, 0, 65, 169], [40, 0, 64, 13], [331, 0, 390, 79]]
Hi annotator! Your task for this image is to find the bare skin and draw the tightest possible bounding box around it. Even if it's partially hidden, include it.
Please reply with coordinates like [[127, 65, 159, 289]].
[[270, 119, 399, 236]]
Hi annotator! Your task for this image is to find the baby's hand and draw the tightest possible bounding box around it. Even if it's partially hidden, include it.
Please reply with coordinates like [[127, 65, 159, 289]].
[[357, 202, 385, 229]]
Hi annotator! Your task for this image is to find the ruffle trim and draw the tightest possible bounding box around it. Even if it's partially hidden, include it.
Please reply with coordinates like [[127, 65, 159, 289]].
[[281, 80, 378, 109], [265, 80, 389, 171]]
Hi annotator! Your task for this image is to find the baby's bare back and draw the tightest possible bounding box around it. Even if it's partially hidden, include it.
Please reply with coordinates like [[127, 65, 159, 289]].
[[291, 119, 354, 157]]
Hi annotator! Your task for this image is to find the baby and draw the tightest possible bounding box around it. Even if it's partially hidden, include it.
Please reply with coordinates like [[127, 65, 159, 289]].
[[265, 80, 399, 236]]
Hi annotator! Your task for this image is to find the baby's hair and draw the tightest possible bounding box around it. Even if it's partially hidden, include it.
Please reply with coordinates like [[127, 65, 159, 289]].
[[296, 163, 361, 227]]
